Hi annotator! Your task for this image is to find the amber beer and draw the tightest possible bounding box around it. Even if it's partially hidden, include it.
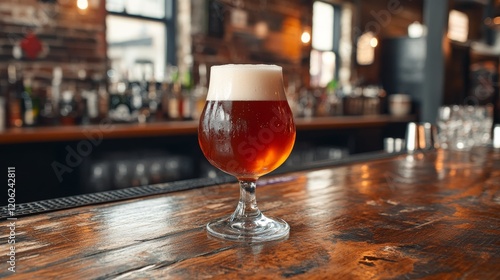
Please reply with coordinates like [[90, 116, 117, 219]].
[[198, 65, 296, 180]]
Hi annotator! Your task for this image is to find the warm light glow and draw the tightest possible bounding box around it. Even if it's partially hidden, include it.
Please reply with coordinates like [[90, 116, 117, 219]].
[[357, 32, 376, 65], [448, 10, 468, 42], [494, 16, 500, 25], [254, 21, 268, 38], [77, 0, 89, 10], [408, 21, 426, 38], [301, 31, 311, 44]]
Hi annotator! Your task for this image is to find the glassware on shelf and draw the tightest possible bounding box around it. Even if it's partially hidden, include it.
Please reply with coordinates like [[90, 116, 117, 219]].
[[472, 104, 494, 146], [389, 93, 411, 117], [198, 64, 296, 242], [437, 104, 494, 151], [297, 87, 315, 118]]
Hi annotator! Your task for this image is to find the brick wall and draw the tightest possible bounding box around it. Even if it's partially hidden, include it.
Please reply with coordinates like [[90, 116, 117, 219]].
[[0, 0, 107, 87]]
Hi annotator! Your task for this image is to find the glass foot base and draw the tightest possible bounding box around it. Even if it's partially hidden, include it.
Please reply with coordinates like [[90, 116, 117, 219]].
[[206, 213, 289, 243]]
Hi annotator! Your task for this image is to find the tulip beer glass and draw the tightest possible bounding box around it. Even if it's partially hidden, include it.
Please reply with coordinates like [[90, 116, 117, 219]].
[[198, 64, 296, 242]]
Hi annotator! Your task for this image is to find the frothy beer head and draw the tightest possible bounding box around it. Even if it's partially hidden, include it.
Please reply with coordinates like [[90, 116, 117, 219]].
[[207, 64, 286, 101]]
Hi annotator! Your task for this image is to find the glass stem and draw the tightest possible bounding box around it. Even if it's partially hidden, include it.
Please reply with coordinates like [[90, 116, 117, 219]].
[[230, 180, 262, 221]]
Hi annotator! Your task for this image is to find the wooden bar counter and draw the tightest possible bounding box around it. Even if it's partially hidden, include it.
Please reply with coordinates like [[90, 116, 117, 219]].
[[0, 114, 414, 144], [1, 148, 499, 279]]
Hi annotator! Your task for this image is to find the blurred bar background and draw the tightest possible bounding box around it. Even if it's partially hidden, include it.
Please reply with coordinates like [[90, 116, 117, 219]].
[[0, 0, 498, 203]]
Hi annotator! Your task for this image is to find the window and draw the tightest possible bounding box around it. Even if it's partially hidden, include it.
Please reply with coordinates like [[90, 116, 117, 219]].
[[312, 1, 334, 51], [106, 0, 175, 82], [310, 1, 341, 88], [448, 10, 469, 43]]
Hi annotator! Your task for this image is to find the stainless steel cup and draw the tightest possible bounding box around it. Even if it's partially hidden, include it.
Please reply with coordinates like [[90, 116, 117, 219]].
[[494, 124, 500, 149], [406, 122, 419, 153], [419, 122, 437, 150], [406, 122, 436, 152], [384, 137, 395, 153]]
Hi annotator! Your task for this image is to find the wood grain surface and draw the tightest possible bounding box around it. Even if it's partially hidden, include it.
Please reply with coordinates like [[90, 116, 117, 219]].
[[1, 148, 499, 279]]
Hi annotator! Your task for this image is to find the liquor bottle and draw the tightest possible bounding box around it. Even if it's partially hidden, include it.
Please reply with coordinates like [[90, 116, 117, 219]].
[[146, 78, 160, 122], [39, 86, 58, 126], [169, 82, 181, 120], [159, 80, 170, 121], [74, 85, 86, 125], [165, 66, 181, 120], [180, 66, 194, 120], [109, 78, 133, 123], [137, 76, 152, 123], [129, 82, 143, 122], [21, 75, 37, 127], [192, 63, 208, 120], [0, 82, 6, 131], [59, 88, 75, 126], [97, 82, 109, 121], [52, 67, 62, 115], [83, 89, 99, 125], [7, 65, 23, 128], [327, 80, 343, 116]]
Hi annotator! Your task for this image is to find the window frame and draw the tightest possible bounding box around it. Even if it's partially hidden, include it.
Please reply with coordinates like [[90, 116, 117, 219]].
[[106, 0, 177, 68], [311, 1, 342, 83]]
